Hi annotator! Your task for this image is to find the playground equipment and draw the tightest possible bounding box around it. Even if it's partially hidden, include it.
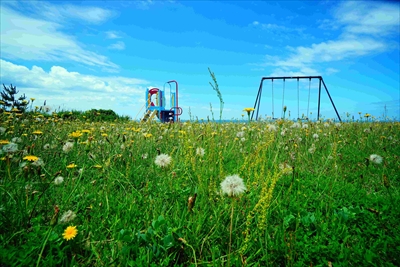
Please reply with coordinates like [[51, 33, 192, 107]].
[[250, 76, 342, 122], [138, 80, 182, 123]]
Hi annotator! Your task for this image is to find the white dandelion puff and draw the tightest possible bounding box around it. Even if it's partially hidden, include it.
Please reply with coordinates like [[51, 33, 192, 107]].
[[196, 147, 205, 157], [369, 154, 383, 164], [59, 210, 77, 224], [220, 174, 246, 197], [155, 153, 172, 168], [63, 142, 74, 153], [236, 131, 245, 138], [54, 176, 64, 185]]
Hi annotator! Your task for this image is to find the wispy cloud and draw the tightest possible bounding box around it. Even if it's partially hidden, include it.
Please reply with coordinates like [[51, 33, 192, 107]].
[[255, 1, 400, 76], [0, 6, 119, 71], [108, 41, 126, 50], [1, 1, 116, 24], [106, 31, 123, 39], [0, 59, 149, 113]]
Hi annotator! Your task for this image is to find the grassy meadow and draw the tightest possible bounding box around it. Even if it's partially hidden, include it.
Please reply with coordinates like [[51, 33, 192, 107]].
[[1, 111, 399, 266]]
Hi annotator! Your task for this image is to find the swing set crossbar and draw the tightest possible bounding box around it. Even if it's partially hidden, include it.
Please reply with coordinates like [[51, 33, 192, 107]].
[[251, 76, 342, 122]]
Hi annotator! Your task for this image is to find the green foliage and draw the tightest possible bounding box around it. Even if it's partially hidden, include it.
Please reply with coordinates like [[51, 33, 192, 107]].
[[1, 83, 30, 112], [208, 67, 224, 122], [0, 117, 399, 266], [55, 109, 130, 122]]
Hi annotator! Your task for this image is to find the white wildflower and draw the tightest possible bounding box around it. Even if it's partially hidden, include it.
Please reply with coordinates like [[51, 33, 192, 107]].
[[313, 133, 319, 139], [43, 143, 50, 150], [302, 124, 309, 129], [220, 174, 246, 197]]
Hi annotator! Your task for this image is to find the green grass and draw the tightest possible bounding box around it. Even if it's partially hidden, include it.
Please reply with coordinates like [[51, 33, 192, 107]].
[[0, 112, 399, 266]]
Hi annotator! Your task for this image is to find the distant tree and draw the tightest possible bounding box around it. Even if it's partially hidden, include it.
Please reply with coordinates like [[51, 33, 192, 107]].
[[1, 84, 29, 112]]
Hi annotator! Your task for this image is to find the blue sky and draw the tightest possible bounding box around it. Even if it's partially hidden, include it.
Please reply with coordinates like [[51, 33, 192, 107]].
[[1, 0, 399, 121]]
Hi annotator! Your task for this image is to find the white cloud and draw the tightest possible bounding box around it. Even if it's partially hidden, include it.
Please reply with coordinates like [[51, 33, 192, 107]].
[[256, 1, 399, 76], [326, 68, 339, 75], [106, 31, 123, 39], [333, 1, 400, 37], [0, 59, 150, 115], [108, 41, 126, 50], [0, 6, 119, 71], [1, 1, 116, 24]]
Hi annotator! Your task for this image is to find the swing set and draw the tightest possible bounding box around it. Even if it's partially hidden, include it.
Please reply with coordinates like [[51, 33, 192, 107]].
[[250, 76, 342, 122]]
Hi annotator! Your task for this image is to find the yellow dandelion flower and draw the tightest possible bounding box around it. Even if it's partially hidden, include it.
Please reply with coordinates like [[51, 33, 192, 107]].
[[101, 133, 108, 137], [69, 131, 83, 139], [11, 108, 20, 112], [243, 107, 255, 113], [143, 133, 153, 138], [23, 155, 39, 162], [30, 98, 35, 101], [67, 163, 77, 169], [62, 226, 78, 241], [0, 157, 6, 161], [364, 113, 371, 118], [0, 140, 10, 145], [32, 130, 43, 135]]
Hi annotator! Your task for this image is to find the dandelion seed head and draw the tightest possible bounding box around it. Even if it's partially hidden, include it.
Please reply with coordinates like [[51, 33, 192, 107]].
[[236, 131, 245, 138], [369, 154, 383, 164], [155, 153, 172, 168], [59, 210, 77, 224], [220, 174, 246, 197], [196, 147, 205, 157], [2, 143, 18, 153], [63, 142, 74, 153], [54, 176, 64, 185]]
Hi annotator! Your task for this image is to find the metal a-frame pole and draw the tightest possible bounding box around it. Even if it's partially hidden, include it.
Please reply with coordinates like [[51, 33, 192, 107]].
[[317, 78, 322, 121], [251, 78, 265, 121], [320, 78, 342, 122]]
